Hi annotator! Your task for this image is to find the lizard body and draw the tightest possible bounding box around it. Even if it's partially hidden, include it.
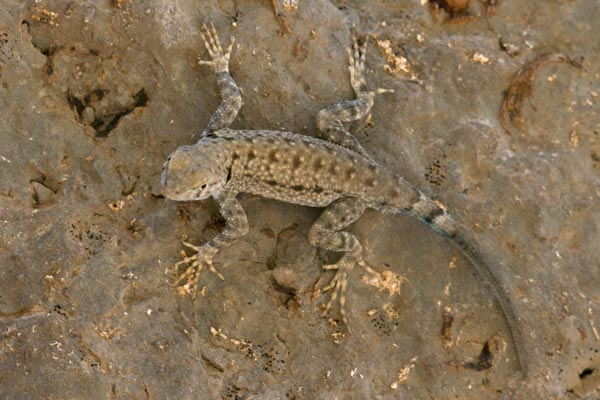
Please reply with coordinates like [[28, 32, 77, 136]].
[[163, 129, 419, 211], [161, 23, 527, 376]]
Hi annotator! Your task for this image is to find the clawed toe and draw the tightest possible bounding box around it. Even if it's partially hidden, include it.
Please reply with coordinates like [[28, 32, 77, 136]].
[[319, 253, 395, 332], [347, 35, 368, 95], [172, 242, 224, 296], [321, 267, 350, 327], [198, 21, 235, 72], [319, 255, 361, 330]]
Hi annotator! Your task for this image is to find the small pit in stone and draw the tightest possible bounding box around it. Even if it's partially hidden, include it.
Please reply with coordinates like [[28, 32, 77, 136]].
[[67, 88, 148, 137]]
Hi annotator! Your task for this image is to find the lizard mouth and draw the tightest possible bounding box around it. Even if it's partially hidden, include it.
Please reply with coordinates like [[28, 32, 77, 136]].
[[162, 186, 212, 201]]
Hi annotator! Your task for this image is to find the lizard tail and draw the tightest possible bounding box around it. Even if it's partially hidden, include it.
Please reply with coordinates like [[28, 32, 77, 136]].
[[408, 192, 528, 377]]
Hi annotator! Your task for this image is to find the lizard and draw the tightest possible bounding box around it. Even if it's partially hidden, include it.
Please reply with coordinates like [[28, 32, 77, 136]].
[[160, 22, 527, 376]]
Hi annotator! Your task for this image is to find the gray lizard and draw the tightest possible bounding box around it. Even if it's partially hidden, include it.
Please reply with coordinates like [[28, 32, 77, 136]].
[[161, 23, 527, 376]]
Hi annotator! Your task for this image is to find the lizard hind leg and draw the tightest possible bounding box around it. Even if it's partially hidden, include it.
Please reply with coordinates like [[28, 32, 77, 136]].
[[316, 35, 375, 160], [308, 197, 375, 330]]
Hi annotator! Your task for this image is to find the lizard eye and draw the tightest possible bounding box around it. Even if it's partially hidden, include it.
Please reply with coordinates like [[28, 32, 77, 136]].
[[201, 183, 207, 189]]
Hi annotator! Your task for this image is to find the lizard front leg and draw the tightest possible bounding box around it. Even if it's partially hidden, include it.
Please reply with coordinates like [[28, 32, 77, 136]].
[[308, 197, 377, 329], [197, 22, 242, 137], [174, 190, 248, 295]]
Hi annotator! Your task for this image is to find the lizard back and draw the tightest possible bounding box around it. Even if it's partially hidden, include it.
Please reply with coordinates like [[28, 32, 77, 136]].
[[211, 129, 420, 210]]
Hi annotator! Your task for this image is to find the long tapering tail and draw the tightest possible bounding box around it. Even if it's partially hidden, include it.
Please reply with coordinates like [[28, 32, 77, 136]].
[[408, 192, 528, 376]]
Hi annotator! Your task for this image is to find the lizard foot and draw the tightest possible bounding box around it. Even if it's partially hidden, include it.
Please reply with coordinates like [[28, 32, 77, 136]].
[[347, 35, 393, 98], [198, 21, 235, 72], [173, 241, 224, 296], [347, 34, 368, 95], [319, 253, 376, 332]]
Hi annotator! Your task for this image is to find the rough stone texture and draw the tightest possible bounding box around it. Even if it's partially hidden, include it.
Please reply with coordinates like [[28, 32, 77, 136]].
[[1, 1, 599, 399]]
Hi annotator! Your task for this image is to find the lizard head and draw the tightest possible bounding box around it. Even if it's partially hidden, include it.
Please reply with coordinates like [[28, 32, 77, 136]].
[[161, 145, 228, 201]]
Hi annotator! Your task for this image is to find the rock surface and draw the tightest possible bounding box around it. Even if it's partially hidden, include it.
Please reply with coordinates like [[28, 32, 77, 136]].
[[1, 1, 599, 399]]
